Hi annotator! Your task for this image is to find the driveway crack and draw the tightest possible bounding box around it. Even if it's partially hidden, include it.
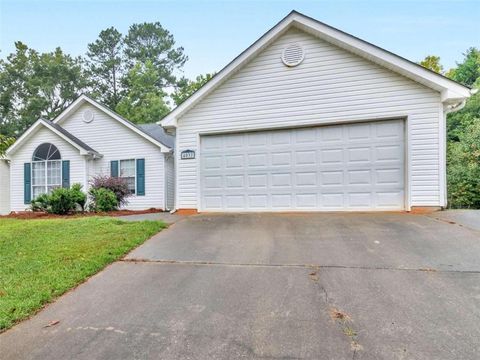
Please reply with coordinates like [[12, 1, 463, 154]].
[[120, 258, 480, 274]]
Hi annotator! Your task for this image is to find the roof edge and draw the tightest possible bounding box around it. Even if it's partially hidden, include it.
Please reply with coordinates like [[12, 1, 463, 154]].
[[6, 119, 101, 157], [54, 94, 172, 152], [161, 10, 471, 128]]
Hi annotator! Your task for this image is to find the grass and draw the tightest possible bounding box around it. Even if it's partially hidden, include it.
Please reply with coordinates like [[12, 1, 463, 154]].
[[0, 217, 166, 331]]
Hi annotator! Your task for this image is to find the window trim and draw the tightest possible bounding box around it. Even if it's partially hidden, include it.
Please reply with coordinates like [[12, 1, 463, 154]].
[[119, 158, 137, 196], [31, 159, 63, 199]]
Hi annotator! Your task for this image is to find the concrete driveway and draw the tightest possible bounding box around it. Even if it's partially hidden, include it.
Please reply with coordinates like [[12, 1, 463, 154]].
[[2, 212, 480, 359]]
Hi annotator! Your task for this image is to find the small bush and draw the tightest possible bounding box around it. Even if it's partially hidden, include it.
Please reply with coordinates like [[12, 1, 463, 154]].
[[29, 183, 86, 215], [30, 193, 51, 212], [89, 188, 118, 212], [48, 188, 77, 215], [89, 175, 131, 207], [70, 183, 87, 211]]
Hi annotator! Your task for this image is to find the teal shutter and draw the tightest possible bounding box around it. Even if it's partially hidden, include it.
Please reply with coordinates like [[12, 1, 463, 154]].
[[136, 159, 145, 196], [62, 160, 70, 188], [24, 163, 31, 204], [110, 160, 119, 177]]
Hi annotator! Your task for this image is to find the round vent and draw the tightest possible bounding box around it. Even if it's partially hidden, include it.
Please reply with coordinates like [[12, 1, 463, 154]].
[[83, 109, 94, 123], [281, 43, 305, 67]]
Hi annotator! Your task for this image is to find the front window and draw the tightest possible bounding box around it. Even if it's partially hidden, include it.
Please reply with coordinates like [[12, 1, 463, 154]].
[[32, 143, 62, 198], [120, 159, 136, 194]]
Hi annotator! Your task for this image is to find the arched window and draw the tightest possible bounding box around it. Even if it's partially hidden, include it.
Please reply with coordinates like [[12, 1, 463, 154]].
[[31, 143, 62, 199]]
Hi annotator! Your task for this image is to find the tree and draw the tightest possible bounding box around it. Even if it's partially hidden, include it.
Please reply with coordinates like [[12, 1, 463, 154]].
[[447, 91, 480, 142], [0, 134, 15, 157], [419, 55, 443, 73], [0, 42, 88, 137], [172, 73, 214, 106], [123, 22, 187, 88], [115, 61, 170, 124], [447, 47, 480, 87], [86, 27, 124, 108], [447, 119, 480, 208]]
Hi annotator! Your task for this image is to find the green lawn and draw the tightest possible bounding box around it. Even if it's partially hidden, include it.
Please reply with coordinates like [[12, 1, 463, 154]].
[[0, 217, 165, 331]]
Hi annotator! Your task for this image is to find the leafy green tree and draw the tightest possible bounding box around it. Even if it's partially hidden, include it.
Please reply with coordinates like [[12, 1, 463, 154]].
[[123, 22, 187, 88], [419, 55, 443, 73], [0, 134, 15, 157], [0, 42, 88, 137], [173, 73, 214, 106], [447, 91, 480, 141], [115, 61, 170, 124], [86, 27, 124, 108], [447, 119, 480, 208], [447, 47, 480, 87]]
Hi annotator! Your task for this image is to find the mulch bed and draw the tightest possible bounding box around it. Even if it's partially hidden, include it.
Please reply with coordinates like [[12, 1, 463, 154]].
[[1, 208, 165, 219]]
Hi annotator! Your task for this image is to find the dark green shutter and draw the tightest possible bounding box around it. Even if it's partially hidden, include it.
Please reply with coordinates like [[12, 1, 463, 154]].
[[24, 163, 31, 204], [111, 160, 119, 177], [62, 160, 70, 188], [136, 159, 145, 196]]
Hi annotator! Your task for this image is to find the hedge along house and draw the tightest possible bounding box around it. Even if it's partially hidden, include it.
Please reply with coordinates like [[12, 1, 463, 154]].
[[161, 11, 473, 213], [4, 95, 175, 214]]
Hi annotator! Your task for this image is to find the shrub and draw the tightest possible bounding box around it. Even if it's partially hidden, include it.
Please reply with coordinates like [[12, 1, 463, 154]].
[[48, 188, 77, 215], [29, 183, 86, 215], [89, 175, 131, 207], [30, 193, 51, 212], [89, 188, 118, 212], [70, 183, 87, 211], [447, 121, 480, 208]]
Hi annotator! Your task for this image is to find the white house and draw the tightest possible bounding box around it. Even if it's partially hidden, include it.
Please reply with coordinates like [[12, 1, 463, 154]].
[[3, 95, 174, 214], [161, 11, 473, 213], [1, 11, 475, 215], [0, 159, 9, 214]]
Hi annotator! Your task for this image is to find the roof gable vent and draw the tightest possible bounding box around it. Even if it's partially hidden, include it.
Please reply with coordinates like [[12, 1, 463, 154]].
[[83, 109, 94, 123], [281, 43, 305, 67]]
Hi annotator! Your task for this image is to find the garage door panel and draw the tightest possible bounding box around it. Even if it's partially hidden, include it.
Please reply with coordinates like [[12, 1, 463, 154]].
[[296, 172, 317, 187], [296, 193, 317, 207], [271, 152, 292, 166], [200, 120, 404, 211], [348, 192, 373, 207], [271, 173, 292, 187]]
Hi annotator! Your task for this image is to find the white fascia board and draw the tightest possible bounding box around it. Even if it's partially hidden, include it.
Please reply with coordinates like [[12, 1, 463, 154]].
[[160, 11, 471, 128], [293, 14, 471, 100], [54, 95, 171, 153], [6, 119, 90, 156]]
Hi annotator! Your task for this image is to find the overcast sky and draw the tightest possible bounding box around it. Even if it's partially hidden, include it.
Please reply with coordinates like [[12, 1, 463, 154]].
[[1, 0, 478, 79]]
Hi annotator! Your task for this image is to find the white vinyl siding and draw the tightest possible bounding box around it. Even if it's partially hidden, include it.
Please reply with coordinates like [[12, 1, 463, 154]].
[[60, 103, 166, 210], [175, 28, 442, 210], [0, 160, 10, 215], [165, 154, 175, 210], [9, 127, 84, 211]]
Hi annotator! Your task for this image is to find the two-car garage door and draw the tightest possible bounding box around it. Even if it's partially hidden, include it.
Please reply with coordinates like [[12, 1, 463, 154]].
[[200, 120, 405, 211]]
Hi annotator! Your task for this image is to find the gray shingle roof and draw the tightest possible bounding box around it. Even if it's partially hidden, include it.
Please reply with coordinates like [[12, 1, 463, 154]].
[[43, 120, 101, 156], [137, 123, 175, 149]]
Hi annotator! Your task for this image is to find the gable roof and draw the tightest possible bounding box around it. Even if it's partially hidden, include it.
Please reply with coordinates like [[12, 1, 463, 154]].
[[160, 10, 473, 128], [137, 124, 175, 148], [6, 119, 102, 157], [53, 94, 172, 152]]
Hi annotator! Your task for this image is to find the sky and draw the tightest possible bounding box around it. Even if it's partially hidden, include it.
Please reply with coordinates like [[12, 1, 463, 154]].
[[0, 0, 478, 79]]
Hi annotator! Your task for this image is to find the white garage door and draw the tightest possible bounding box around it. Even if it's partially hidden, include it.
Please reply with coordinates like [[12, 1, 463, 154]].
[[200, 120, 405, 211]]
